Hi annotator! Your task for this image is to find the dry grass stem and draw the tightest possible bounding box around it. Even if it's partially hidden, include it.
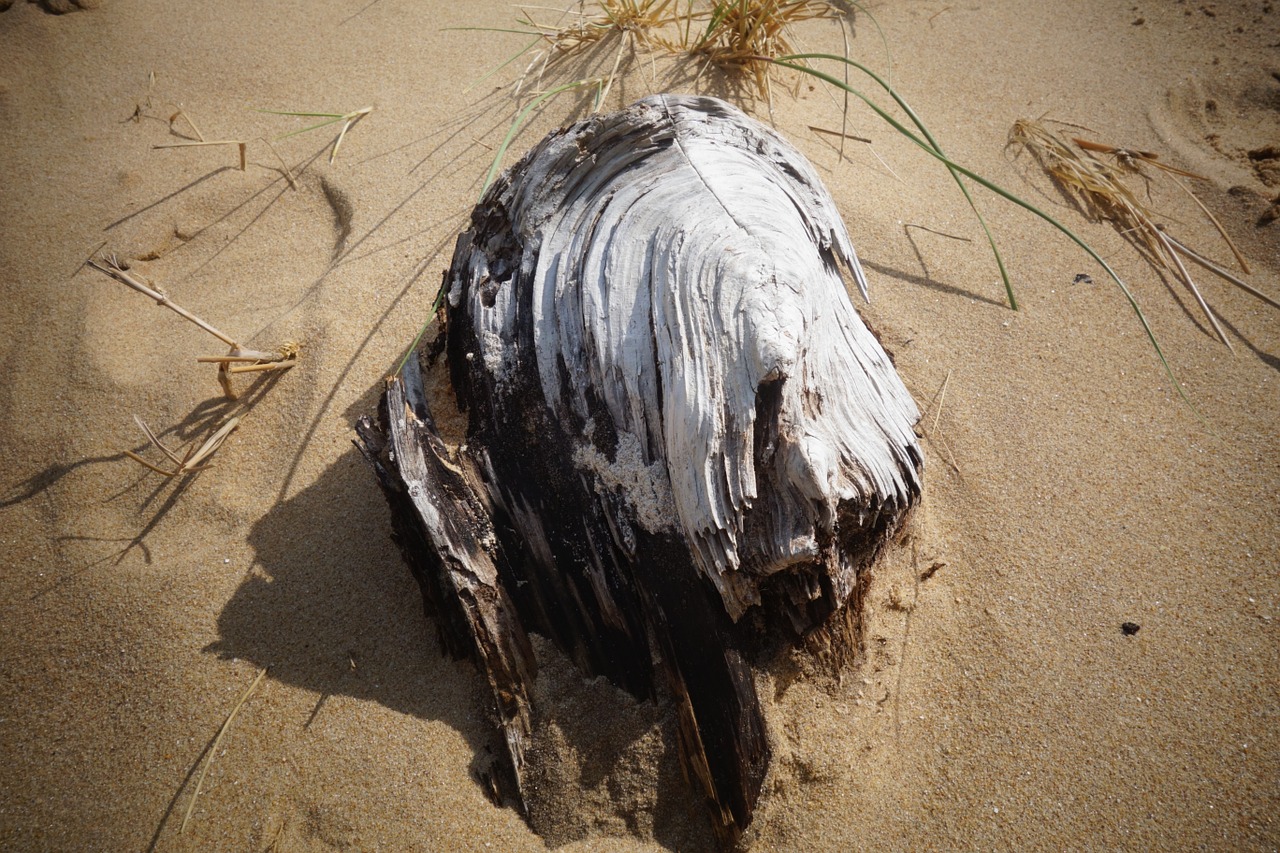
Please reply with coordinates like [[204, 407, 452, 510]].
[[125, 70, 158, 123], [124, 414, 241, 478], [261, 106, 374, 164], [168, 107, 206, 142], [1010, 119, 1278, 349], [260, 137, 299, 189], [153, 139, 248, 171], [263, 818, 288, 852], [919, 369, 961, 475], [86, 255, 298, 398], [145, 103, 301, 181], [1072, 135, 1251, 274], [1163, 172, 1250, 275], [509, 0, 678, 103], [88, 255, 239, 348], [1162, 233, 1280, 310], [679, 1, 837, 100], [526, 0, 677, 53], [1070, 136, 1206, 179], [505, 1, 837, 106], [930, 368, 951, 436], [180, 667, 268, 834], [328, 106, 372, 164]]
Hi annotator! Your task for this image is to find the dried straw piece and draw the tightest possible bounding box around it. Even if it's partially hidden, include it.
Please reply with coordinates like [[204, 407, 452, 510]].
[[493, 1, 836, 109], [85, 255, 297, 398], [1010, 119, 1278, 349], [1071, 136, 1251, 275], [149, 106, 249, 171], [677, 0, 837, 100], [180, 667, 268, 834], [123, 414, 240, 478], [153, 139, 248, 171]]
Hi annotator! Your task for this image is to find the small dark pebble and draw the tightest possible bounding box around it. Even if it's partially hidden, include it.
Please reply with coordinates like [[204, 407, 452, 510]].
[[1121, 622, 1141, 636]]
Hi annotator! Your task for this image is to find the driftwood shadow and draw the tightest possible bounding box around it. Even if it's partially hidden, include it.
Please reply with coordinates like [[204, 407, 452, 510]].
[[210, 439, 714, 850], [210, 447, 484, 726]]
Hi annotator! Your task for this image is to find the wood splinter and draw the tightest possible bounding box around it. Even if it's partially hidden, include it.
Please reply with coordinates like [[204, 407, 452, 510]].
[[357, 94, 923, 846]]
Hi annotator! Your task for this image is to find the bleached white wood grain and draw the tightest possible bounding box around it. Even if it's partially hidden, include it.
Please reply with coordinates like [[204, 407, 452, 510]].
[[452, 94, 921, 620]]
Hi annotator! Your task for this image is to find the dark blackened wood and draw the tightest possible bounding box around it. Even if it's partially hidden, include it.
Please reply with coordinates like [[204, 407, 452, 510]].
[[627, 530, 769, 839], [355, 364, 536, 800]]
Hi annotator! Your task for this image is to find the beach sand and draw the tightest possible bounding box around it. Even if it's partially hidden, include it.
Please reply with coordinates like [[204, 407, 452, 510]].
[[1, 1, 1276, 849]]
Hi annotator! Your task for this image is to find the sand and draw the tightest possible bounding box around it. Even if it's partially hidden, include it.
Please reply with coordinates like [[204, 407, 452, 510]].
[[0, 0, 1276, 850]]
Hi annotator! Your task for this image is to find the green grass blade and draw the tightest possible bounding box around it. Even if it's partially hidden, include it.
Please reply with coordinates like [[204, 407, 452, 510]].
[[480, 80, 594, 200], [274, 119, 346, 140], [441, 26, 543, 35], [263, 115, 349, 142], [256, 110, 345, 118], [394, 313, 439, 378], [767, 56, 1190, 406], [392, 80, 595, 377], [779, 52, 1015, 309], [700, 2, 730, 45]]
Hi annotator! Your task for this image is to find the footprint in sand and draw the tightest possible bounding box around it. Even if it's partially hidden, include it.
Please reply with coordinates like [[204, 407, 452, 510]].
[[1149, 66, 1280, 230], [0, 0, 103, 12]]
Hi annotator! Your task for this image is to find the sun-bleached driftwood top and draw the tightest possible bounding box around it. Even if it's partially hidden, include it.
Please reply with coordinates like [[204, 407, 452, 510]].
[[449, 94, 922, 620]]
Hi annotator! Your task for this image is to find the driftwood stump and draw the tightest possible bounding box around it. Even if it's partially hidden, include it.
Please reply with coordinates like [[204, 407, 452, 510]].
[[356, 94, 922, 846]]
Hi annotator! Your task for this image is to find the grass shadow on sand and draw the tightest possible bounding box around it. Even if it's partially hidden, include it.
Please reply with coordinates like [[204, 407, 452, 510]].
[[861, 258, 1006, 308]]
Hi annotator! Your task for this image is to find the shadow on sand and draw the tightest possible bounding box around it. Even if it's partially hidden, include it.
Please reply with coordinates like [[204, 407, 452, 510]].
[[211, 430, 712, 849]]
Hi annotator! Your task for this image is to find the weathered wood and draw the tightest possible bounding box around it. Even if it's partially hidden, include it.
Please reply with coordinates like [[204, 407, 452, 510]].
[[358, 94, 922, 846], [355, 369, 536, 800]]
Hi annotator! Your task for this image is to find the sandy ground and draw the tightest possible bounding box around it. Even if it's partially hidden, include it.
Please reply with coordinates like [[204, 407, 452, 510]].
[[1, 0, 1277, 850]]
